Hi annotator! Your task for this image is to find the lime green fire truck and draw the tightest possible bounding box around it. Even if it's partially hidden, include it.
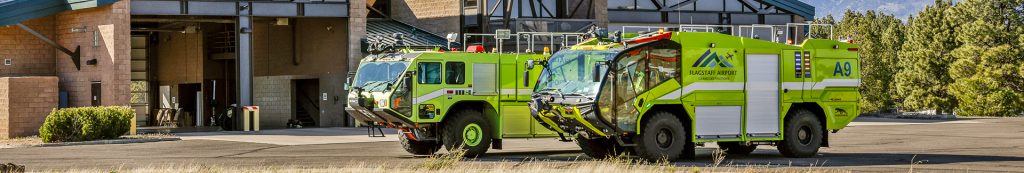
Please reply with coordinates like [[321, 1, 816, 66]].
[[345, 31, 584, 157], [529, 25, 861, 161]]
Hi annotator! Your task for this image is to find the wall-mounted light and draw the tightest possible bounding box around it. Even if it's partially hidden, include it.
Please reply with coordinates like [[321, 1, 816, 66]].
[[70, 26, 88, 33], [4, 59, 11, 65], [86, 59, 97, 65]]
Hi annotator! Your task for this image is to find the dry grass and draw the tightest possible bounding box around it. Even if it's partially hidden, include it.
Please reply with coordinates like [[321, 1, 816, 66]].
[[0, 136, 42, 148], [43, 148, 849, 173], [1, 133, 175, 149]]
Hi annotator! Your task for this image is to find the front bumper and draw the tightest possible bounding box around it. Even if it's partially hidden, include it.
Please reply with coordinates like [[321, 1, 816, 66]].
[[531, 99, 611, 138]]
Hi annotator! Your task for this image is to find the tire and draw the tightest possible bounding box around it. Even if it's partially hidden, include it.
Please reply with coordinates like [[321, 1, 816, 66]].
[[635, 111, 690, 161], [442, 109, 492, 157], [575, 136, 627, 159], [399, 133, 442, 155], [717, 142, 757, 155], [777, 109, 823, 158]]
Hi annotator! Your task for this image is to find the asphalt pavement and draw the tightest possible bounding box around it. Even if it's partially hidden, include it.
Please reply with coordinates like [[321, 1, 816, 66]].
[[1, 117, 1022, 172]]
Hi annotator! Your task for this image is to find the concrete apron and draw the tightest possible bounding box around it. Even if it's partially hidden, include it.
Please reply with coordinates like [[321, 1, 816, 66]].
[[176, 127, 400, 145]]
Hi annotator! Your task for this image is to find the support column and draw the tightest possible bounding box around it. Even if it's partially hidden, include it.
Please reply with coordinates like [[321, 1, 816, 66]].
[[236, 3, 254, 130]]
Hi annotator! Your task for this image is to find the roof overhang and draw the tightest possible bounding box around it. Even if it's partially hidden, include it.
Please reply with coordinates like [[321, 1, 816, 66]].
[[0, 0, 119, 26], [761, 0, 815, 19]]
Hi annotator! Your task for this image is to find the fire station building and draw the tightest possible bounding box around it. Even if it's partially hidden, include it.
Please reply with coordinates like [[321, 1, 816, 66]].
[[0, 0, 812, 138]]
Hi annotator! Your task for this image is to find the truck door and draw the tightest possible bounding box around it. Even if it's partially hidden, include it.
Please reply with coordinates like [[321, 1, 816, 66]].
[[745, 54, 782, 138], [414, 61, 445, 121]]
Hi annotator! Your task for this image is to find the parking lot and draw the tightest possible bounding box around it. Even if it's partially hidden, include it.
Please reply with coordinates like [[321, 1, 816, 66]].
[[2, 117, 1023, 172]]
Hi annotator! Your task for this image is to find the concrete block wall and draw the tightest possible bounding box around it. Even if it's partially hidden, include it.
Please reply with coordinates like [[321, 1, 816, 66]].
[[54, 1, 132, 107], [0, 17, 58, 77], [253, 75, 295, 129], [0, 77, 59, 139]]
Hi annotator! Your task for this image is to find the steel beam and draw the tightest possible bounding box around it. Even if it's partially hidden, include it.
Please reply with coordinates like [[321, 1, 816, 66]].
[[16, 23, 81, 70], [236, 3, 254, 130]]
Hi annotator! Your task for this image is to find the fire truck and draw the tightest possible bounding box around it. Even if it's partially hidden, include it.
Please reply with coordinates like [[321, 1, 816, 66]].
[[345, 30, 587, 156], [529, 24, 861, 161]]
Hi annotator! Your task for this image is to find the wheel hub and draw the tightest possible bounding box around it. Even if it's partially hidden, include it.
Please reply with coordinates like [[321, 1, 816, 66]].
[[463, 123, 482, 147], [798, 126, 811, 145], [656, 128, 673, 148]]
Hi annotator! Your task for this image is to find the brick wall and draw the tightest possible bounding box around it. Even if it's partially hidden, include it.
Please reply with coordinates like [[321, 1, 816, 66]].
[[390, 0, 461, 36], [0, 77, 59, 139], [0, 17, 57, 77], [55, 1, 131, 107]]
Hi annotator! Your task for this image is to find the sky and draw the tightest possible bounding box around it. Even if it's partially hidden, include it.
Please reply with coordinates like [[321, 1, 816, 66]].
[[802, 0, 943, 20]]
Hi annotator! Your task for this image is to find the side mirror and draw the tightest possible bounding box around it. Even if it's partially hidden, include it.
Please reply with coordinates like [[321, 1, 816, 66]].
[[526, 59, 535, 70], [345, 72, 356, 90]]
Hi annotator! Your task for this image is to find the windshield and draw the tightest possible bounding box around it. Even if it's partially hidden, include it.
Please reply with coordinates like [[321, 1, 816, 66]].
[[354, 62, 409, 90], [534, 50, 616, 97]]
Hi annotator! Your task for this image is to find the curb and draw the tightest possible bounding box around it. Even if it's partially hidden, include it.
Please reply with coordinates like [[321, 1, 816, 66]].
[[33, 138, 181, 148], [862, 114, 957, 120]]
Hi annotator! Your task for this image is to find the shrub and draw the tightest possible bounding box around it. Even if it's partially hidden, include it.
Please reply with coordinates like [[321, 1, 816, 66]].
[[39, 106, 135, 143]]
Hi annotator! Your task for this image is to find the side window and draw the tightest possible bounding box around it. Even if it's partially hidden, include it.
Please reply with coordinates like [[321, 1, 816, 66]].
[[418, 62, 442, 84], [646, 41, 681, 87], [445, 62, 465, 84]]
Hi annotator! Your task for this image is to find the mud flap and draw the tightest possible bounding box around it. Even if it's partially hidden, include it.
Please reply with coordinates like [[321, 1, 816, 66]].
[[492, 139, 503, 150]]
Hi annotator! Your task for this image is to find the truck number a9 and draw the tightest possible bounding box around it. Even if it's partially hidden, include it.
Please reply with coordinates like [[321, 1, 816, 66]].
[[833, 61, 853, 77]]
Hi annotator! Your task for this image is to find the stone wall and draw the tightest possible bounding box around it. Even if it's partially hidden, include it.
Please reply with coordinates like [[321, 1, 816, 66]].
[[0, 17, 57, 77], [55, 1, 132, 107], [0, 77, 59, 139]]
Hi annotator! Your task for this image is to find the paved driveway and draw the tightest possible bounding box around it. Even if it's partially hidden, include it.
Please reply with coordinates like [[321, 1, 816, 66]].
[[2, 117, 1023, 172]]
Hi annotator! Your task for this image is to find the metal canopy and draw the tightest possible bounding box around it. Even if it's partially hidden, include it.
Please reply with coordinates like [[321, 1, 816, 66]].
[[130, 0, 349, 17], [366, 19, 453, 48], [0, 0, 119, 26]]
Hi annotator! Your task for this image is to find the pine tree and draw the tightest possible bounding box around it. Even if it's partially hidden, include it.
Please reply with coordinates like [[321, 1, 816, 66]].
[[810, 14, 836, 39], [893, 0, 959, 114], [947, 0, 1024, 116], [829, 10, 903, 113]]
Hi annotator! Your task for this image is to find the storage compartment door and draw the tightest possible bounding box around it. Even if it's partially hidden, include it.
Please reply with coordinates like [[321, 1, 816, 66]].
[[745, 54, 781, 138]]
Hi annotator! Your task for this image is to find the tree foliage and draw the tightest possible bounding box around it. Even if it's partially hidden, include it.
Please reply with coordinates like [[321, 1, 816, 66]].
[[946, 0, 1024, 116], [820, 0, 1024, 116], [892, 0, 960, 114]]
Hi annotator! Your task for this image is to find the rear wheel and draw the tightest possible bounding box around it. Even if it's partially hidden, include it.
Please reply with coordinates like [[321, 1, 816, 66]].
[[717, 142, 757, 155], [399, 133, 442, 155], [442, 109, 492, 157], [575, 136, 627, 159], [777, 109, 823, 158], [635, 111, 690, 161]]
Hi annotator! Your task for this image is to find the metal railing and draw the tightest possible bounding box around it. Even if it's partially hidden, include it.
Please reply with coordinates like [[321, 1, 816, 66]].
[[616, 23, 837, 44], [462, 30, 587, 54]]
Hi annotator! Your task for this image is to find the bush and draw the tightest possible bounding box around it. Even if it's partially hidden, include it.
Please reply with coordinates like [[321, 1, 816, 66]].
[[39, 106, 135, 143]]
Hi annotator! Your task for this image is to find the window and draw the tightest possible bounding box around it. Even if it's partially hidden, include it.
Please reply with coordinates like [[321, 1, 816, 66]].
[[418, 62, 442, 84], [445, 62, 466, 84], [646, 41, 682, 87]]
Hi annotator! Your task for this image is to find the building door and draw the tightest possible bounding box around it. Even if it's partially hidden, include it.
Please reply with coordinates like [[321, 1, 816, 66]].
[[294, 79, 321, 127], [178, 83, 201, 127], [91, 81, 102, 106]]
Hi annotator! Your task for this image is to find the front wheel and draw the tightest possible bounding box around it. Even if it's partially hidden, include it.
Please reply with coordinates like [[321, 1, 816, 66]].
[[777, 109, 823, 158], [442, 109, 492, 157], [635, 111, 690, 161], [399, 133, 442, 155]]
